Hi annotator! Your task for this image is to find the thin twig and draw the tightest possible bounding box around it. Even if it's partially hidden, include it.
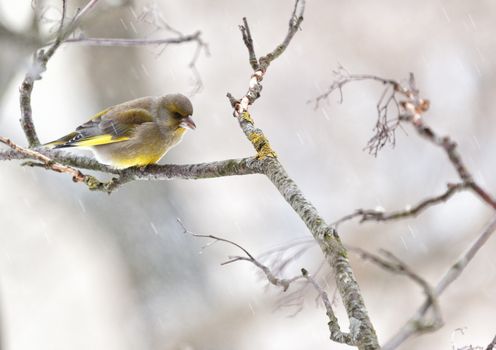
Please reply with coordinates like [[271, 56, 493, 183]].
[[301, 269, 356, 345], [1, 136, 88, 184], [178, 218, 355, 346], [0, 136, 132, 193], [320, 70, 496, 210], [70, 0, 100, 31], [258, 0, 305, 71], [61, 31, 209, 95], [486, 334, 496, 350], [239, 17, 258, 70], [406, 115, 496, 210], [349, 246, 443, 339], [313, 67, 399, 108], [136, 4, 209, 94], [383, 216, 496, 349], [229, 0, 305, 117], [61, 32, 202, 46], [332, 183, 466, 227]]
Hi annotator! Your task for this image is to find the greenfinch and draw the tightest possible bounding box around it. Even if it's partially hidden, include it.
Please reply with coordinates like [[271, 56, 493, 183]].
[[44, 94, 196, 169]]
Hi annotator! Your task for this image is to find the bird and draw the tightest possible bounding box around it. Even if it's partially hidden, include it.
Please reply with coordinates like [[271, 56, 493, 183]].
[[43, 94, 196, 169]]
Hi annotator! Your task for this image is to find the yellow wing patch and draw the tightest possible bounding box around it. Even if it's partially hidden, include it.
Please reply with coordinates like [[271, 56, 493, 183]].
[[73, 134, 130, 147]]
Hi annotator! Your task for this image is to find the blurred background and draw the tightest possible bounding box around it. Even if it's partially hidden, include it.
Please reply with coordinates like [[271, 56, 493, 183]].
[[1, 0, 495, 349]]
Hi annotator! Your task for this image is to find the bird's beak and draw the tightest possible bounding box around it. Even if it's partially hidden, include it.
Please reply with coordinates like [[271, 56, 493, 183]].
[[179, 116, 196, 130]]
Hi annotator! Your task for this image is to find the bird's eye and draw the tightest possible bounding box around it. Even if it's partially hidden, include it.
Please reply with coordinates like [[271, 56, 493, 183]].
[[173, 112, 182, 119]]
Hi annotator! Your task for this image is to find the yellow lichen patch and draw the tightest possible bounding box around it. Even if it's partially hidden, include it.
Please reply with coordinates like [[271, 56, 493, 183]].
[[241, 111, 254, 124], [248, 132, 277, 160], [84, 175, 102, 190]]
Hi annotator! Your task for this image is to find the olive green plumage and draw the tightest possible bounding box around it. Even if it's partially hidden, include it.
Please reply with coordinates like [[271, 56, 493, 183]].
[[44, 94, 196, 169]]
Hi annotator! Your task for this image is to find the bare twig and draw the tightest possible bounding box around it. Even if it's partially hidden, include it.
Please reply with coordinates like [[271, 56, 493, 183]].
[[313, 67, 403, 155], [258, 0, 305, 72], [301, 269, 356, 345], [487, 334, 496, 350], [405, 114, 496, 210], [178, 219, 355, 346], [228, 0, 305, 119], [239, 17, 258, 70], [70, 0, 100, 31], [332, 183, 466, 227], [314, 67, 399, 107], [320, 70, 496, 211], [399, 74, 496, 210], [0, 136, 102, 187], [136, 3, 208, 95], [0, 136, 136, 193], [383, 216, 496, 349], [178, 217, 302, 291], [61, 32, 202, 47], [349, 247, 443, 339], [61, 31, 208, 95]]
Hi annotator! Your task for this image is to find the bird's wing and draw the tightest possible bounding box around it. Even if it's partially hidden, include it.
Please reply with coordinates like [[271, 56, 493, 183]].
[[46, 107, 155, 148]]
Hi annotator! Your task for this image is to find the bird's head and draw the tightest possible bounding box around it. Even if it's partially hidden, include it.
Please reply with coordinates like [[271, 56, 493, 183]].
[[158, 94, 196, 131]]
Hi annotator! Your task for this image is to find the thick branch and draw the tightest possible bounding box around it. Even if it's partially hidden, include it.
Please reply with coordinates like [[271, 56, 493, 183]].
[[261, 159, 377, 347], [0, 146, 261, 192], [226, 3, 379, 348]]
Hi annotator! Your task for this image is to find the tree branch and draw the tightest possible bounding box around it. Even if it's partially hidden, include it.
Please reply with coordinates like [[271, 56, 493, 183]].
[[487, 334, 496, 350], [20, 0, 101, 147], [239, 17, 258, 71], [0, 145, 261, 192], [60, 31, 202, 47], [383, 216, 496, 349], [316, 70, 496, 212], [317, 69, 496, 348], [405, 113, 496, 210], [179, 219, 356, 346], [332, 183, 466, 227], [0, 136, 97, 186], [225, 3, 379, 348], [349, 247, 443, 340]]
